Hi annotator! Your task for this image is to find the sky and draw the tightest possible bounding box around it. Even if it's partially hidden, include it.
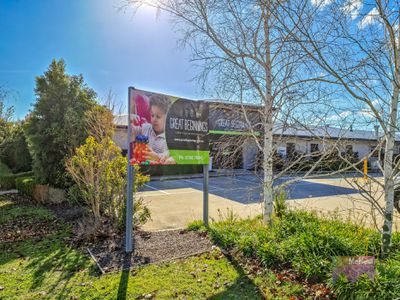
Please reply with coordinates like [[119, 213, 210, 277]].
[[0, 0, 200, 119], [0, 0, 388, 129]]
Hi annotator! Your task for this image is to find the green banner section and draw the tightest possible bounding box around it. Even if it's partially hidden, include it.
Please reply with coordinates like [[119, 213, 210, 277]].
[[209, 130, 261, 136], [169, 149, 209, 164]]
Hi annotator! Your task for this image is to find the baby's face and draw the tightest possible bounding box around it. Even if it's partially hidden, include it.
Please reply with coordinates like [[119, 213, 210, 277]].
[[150, 105, 166, 134]]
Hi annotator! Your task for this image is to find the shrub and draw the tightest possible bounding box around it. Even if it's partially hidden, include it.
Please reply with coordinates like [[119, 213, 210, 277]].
[[0, 175, 16, 190], [0, 171, 34, 190], [132, 194, 152, 230], [66, 136, 151, 229], [15, 177, 35, 197]]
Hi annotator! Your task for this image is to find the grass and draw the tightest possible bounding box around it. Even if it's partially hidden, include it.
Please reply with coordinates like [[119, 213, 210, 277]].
[[0, 198, 264, 300], [0, 199, 53, 224], [5, 195, 398, 299]]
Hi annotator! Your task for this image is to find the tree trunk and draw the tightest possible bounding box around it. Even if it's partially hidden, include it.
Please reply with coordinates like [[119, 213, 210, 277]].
[[263, 120, 274, 223], [262, 1, 274, 224], [381, 84, 399, 257]]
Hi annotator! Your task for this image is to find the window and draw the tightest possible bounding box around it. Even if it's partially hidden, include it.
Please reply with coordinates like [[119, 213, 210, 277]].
[[310, 143, 319, 153]]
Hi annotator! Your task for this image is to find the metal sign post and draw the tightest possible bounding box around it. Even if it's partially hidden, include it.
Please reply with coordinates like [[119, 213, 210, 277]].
[[203, 164, 209, 227], [125, 164, 134, 253], [125, 88, 134, 253]]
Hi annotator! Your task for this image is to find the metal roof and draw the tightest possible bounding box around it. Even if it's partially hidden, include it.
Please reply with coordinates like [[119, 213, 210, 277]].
[[114, 114, 396, 142], [114, 114, 128, 127], [273, 125, 386, 141]]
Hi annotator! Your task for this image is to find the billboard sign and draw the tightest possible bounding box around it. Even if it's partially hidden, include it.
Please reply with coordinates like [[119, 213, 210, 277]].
[[129, 88, 209, 165]]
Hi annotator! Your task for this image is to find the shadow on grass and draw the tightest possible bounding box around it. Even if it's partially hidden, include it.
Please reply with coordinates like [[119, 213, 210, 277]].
[[207, 252, 265, 300], [0, 197, 263, 299], [0, 197, 100, 299], [117, 251, 132, 300], [0, 229, 99, 299]]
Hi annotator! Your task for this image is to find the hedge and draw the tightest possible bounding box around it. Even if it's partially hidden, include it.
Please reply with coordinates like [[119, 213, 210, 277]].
[[0, 171, 34, 190], [15, 176, 35, 198]]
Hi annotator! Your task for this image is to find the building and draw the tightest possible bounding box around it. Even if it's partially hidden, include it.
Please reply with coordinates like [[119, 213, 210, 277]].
[[113, 101, 399, 171]]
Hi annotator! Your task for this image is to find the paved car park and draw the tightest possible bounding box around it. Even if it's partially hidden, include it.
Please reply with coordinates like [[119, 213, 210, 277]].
[[141, 174, 359, 204], [139, 173, 387, 231]]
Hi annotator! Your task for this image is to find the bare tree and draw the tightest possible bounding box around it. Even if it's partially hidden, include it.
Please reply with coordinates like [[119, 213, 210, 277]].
[[85, 89, 123, 143], [123, 0, 365, 224], [281, 0, 399, 256]]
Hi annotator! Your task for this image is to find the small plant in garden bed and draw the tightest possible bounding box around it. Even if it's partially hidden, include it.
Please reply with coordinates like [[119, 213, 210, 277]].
[[186, 219, 208, 233]]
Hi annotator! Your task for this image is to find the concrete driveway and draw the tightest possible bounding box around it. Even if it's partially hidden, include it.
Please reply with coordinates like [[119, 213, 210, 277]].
[[141, 175, 359, 204], [139, 174, 394, 231]]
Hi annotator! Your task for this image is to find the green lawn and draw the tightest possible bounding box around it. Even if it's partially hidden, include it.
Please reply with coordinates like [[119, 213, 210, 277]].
[[0, 198, 265, 300]]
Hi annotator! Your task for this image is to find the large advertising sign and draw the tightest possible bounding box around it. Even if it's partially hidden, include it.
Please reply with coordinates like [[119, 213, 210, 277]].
[[129, 88, 209, 165]]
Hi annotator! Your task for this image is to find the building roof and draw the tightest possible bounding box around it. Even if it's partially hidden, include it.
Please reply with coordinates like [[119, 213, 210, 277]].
[[114, 114, 396, 142], [273, 125, 387, 141], [114, 114, 128, 127]]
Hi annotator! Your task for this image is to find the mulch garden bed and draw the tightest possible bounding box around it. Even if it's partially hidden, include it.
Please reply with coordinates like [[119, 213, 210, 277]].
[[88, 229, 214, 273], [0, 218, 61, 243], [1, 193, 214, 274], [227, 249, 334, 299], [0, 193, 62, 243], [0, 193, 86, 222]]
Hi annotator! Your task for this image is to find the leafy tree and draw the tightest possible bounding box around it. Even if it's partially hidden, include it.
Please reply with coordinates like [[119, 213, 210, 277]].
[[25, 59, 96, 188]]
